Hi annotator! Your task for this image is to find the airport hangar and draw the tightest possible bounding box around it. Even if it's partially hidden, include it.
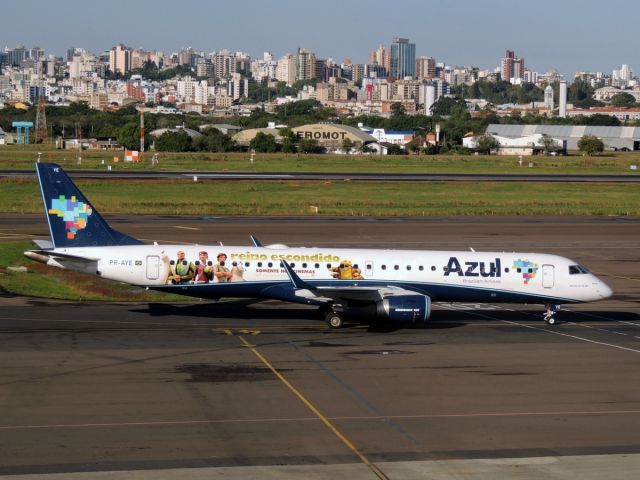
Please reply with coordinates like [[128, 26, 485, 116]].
[[486, 124, 640, 151], [233, 123, 377, 150]]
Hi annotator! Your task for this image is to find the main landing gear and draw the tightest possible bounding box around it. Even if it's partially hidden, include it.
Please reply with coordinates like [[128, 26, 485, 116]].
[[544, 304, 561, 325], [319, 304, 345, 329]]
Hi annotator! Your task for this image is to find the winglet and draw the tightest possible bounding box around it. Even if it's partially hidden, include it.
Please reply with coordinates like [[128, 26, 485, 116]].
[[280, 259, 313, 290], [250, 235, 263, 247]]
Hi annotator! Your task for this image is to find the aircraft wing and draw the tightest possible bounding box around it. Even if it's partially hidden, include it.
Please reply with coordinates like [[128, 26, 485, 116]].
[[280, 260, 420, 303]]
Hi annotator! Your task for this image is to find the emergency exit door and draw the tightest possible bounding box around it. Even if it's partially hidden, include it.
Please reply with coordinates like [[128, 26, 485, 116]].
[[542, 264, 554, 288]]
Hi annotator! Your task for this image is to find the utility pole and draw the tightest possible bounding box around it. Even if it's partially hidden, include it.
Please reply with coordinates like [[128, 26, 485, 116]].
[[139, 104, 145, 163]]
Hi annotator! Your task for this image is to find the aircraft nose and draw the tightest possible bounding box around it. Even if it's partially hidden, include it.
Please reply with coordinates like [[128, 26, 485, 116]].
[[598, 281, 613, 299]]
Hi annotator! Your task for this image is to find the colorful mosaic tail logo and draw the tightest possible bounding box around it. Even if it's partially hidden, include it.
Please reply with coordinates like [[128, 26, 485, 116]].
[[49, 195, 93, 240], [513, 259, 539, 284]]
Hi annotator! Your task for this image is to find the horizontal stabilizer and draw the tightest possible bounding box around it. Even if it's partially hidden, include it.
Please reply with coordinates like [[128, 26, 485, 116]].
[[32, 239, 54, 249], [24, 249, 100, 263]]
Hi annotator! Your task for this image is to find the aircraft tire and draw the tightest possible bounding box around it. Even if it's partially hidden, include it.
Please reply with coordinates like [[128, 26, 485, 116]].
[[326, 312, 344, 329], [546, 317, 556, 325]]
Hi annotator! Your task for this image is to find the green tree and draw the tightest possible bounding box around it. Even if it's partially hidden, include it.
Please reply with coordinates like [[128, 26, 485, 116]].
[[250, 132, 278, 152], [341, 137, 353, 153], [155, 130, 193, 152], [299, 138, 323, 153], [386, 144, 406, 155], [611, 92, 636, 107], [577, 134, 604, 156], [390, 102, 406, 117], [279, 127, 296, 153], [474, 134, 499, 154], [539, 134, 558, 154], [193, 128, 236, 152], [116, 122, 149, 150]]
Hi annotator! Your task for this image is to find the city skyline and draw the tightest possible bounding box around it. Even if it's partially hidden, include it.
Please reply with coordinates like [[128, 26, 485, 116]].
[[2, 0, 638, 77]]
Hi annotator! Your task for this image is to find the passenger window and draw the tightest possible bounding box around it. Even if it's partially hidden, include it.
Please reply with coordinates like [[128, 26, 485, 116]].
[[366, 263, 372, 270], [394, 265, 399, 270], [382, 265, 387, 270], [290, 263, 295, 268], [245, 262, 250, 267], [315, 263, 320, 268], [504, 267, 509, 273], [443, 266, 449, 272], [327, 263, 332, 269], [431, 266, 436, 271], [302, 263, 307, 268], [528, 268, 533, 273], [268, 262, 273, 267], [258, 262, 263, 267], [419, 266, 424, 271], [407, 265, 411, 271], [517, 268, 521, 273]]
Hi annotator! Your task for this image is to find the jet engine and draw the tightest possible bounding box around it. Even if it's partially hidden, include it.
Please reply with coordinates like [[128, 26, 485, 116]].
[[376, 294, 431, 323]]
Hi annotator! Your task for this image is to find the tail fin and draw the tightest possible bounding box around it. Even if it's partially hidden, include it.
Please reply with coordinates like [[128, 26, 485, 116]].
[[36, 162, 143, 248]]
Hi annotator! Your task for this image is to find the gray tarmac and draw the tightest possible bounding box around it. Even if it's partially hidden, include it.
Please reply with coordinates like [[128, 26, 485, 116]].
[[1, 215, 639, 479]]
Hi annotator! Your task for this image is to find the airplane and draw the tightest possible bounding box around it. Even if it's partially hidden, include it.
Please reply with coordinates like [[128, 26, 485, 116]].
[[25, 162, 613, 328]]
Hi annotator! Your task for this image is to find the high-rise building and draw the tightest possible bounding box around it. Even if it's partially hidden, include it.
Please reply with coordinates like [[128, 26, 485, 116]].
[[214, 49, 236, 78], [276, 54, 296, 86], [390, 37, 416, 79], [7, 45, 28, 66], [501, 49, 525, 83], [416, 56, 436, 79], [296, 47, 316, 81], [196, 59, 214, 78], [109, 44, 132, 75], [371, 44, 391, 72]]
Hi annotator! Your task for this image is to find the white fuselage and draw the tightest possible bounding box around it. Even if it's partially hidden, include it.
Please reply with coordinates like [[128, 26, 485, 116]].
[[44, 244, 613, 304]]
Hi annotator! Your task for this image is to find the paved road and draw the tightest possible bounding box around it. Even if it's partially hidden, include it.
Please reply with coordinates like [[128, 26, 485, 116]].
[[1, 217, 639, 479], [1, 169, 639, 182]]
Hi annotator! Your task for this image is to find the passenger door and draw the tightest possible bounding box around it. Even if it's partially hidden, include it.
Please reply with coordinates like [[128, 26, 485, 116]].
[[542, 264, 554, 289], [146, 255, 160, 281]]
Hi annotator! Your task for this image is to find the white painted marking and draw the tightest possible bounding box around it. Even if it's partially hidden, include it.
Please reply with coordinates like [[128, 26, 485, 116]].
[[173, 226, 200, 231], [2, 409, 640, 431]]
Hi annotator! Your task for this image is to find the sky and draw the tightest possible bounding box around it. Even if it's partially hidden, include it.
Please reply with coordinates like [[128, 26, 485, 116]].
[[3, 0, 638, 77]]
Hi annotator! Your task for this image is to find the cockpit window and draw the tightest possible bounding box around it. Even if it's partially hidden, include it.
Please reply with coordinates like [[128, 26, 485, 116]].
[[569, 265, 589, 275]]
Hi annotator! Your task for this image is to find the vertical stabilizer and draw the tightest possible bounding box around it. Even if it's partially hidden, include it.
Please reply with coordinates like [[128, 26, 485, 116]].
[[36, 163, 143, 248]]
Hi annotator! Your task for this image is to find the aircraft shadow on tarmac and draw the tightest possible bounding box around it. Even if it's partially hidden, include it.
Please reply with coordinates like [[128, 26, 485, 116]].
[[127, 300, 640, 332], [129, 300, 467, 332], [132, 299, 640, 331]]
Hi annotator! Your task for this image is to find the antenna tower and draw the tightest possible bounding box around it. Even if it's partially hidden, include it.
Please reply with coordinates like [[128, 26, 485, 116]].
[[139, 104, 145, 162], [34, 71, 48, 144]]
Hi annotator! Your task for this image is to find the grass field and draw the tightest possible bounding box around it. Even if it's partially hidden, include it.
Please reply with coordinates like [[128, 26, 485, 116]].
[[1, 144, 640, 175], [2, 177, 639, 217]]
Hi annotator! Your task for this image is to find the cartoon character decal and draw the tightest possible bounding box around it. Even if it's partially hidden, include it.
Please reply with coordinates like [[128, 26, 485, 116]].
[[330, 259, 363, 280]]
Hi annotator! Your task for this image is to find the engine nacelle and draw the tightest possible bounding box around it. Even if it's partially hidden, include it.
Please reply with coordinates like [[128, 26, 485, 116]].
[[376, 294, 431, 323]]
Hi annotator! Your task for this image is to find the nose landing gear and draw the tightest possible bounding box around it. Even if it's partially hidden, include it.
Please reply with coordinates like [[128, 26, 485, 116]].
[[544, 304, 561, 325]]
